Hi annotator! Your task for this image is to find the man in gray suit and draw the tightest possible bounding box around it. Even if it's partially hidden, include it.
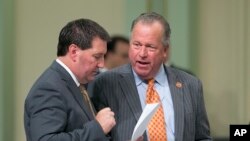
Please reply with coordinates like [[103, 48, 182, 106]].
[[24, 19, 116, 141], [91, 12, 212, 141]]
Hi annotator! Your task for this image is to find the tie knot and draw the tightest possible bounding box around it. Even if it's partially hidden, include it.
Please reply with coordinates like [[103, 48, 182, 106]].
[[79, 84, 86, 92], [79, 84, 84, 88], [148, 79, 155, 87]]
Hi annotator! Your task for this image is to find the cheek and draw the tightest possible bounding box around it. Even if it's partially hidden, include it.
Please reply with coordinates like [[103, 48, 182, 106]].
[[129, 49, 136, 59], [86, 60, 96, 68], [150, 53, 163, 64], [81, 58, 94, 70], [128, 51, 133, 59]]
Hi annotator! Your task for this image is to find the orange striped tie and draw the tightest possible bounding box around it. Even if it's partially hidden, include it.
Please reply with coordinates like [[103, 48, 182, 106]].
[[146, 79, 167, 141]]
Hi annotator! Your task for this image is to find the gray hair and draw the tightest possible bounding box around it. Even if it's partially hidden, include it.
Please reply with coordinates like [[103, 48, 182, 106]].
[[131, 12, 171, 47]]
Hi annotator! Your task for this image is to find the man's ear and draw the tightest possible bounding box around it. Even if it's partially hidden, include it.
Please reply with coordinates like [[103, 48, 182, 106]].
[[163, 45, 170, 63], [163, 45, 169, 61], [68, 44, 79, 62]]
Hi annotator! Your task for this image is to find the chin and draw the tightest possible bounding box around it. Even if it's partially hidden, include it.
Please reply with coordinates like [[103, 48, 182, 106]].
[[88, 77, 94, 82], [135, 68, 148, 74], [137, 73, 150, 79]]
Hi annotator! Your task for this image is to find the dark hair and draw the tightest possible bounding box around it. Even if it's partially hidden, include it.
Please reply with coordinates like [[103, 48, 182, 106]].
[[57, 18, 110, 56], [106, 35, 129, 54], [131, 12, 171, 46]]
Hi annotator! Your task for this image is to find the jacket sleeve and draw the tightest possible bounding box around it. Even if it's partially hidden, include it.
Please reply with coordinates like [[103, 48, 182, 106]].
[[195, 80, 212, 141], [24, 82, 108, 141]]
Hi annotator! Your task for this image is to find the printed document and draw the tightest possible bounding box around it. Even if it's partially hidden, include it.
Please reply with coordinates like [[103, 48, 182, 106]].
[[131, 103, 160, 141]]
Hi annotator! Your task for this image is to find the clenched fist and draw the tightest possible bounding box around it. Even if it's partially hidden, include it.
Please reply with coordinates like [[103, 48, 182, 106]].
[[95, 107, 116, 134]]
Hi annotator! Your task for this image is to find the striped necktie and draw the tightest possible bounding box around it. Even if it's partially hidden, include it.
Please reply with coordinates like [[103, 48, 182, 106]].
[[79, 84, 95, 117]]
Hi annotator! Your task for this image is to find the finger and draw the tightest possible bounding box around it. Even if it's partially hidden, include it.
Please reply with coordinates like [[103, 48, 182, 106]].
[[102, 107, 111, 111], [105, 107, 111, 111], [110, 112, 115, 117], [99, 107, 111, 113]]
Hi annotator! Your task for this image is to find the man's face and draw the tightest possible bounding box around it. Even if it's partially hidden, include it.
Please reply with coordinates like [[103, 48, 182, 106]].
[[112, 41, 129, 67], [129, 21, 168, 80], [75, 37, 107, 84]]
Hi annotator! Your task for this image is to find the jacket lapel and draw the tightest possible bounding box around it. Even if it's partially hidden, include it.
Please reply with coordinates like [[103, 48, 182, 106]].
[[66, 83, 94, 120], [165, 66, 184, 141], [51, 61, 94, 120], [118, 65, 143, 121]]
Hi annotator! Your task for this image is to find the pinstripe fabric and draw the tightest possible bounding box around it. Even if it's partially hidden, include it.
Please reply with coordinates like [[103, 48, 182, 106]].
[[91, 64, 212, 141]]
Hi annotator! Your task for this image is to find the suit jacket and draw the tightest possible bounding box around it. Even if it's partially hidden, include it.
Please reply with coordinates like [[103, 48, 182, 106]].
[[91, 64, 212, 141], [24, 61, 108, 141]]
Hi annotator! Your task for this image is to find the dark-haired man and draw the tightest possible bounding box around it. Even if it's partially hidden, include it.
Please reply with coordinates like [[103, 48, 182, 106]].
[[24, 18, 116, 141], [100, 36, 129, 72]]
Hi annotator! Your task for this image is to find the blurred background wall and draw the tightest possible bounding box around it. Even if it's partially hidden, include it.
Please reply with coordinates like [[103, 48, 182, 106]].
[[0, 0, 249, 141]]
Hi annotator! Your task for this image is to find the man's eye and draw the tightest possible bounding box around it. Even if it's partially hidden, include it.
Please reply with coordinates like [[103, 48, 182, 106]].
[[133, 43, 141, 48], [146, 45, 156, 50], [94, 55, 101, 59], [95, 55, 102, 59], [146, 44, 154, 48]]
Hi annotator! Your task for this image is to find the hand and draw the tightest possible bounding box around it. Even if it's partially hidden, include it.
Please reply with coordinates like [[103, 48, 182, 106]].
[[135, 136, 143, 141], [95, 107, 116, 134], [127, 136, 143, 141]]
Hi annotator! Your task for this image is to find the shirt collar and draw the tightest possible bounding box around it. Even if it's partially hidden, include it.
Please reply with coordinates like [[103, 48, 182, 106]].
[[132, 69, 144, 86], [56, 58, 80, 87], [132, 64, 167, 86], [155, 64, 167, 86]]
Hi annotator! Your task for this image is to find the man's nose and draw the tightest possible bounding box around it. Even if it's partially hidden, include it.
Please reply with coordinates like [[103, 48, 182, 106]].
[[97, 57, 105, 68], [139, 46, 148, 57]]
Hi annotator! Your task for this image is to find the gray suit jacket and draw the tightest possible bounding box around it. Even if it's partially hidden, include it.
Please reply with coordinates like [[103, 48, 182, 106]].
[[91, 64, 211, 141], [24, 61, 108, 141]]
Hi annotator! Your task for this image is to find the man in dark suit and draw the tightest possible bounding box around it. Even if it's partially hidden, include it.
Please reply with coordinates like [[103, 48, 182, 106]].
[[24, 19, 116, 141], [91, 12, 212, 141]]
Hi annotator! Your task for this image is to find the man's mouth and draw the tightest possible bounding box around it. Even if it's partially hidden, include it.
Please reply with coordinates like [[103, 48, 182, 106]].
[[137, 61, 150, 65], [92, 70, 99, 75]]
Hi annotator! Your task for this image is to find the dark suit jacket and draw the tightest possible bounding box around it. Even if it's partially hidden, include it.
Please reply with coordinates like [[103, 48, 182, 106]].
[[24, 61, 108, 141], [91, 64, 212, 141]]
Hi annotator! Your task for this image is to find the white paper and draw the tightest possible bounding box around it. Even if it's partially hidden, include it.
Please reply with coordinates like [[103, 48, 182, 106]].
[[131, 103, 160, 141]]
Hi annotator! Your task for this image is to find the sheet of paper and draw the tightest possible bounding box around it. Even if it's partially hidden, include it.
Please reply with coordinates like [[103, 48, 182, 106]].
[[131, 103, 160, 141]]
